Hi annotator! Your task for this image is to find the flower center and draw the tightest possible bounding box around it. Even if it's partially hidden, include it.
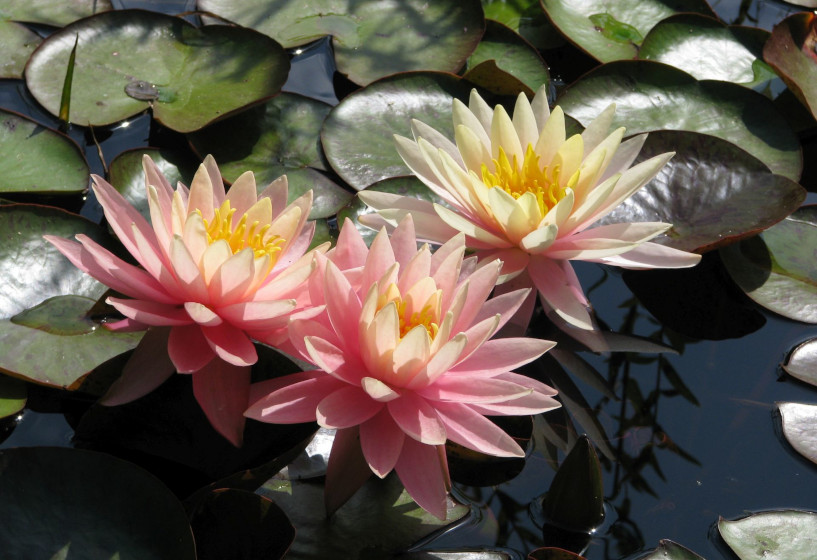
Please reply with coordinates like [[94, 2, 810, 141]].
[[377, 283, 440, 340], [481, 144, 571, 216], [201, 200, 285, 261]]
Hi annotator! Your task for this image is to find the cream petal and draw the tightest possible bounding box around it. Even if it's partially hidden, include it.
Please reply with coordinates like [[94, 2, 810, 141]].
[[599, 133, 648, 183], [594, 242, 701, 269], [575, 127, 625, 199], [361, 377, 401, 402], [490, 104, 523, 162], [581, 103, 617, 153], [184, 301, 223, 326], [182, 211, 209, 265], [434, 203, 512, 248], [530, 83, 551, 133], [520, 224, 559, 254], [201, 239, 232, 284], [209, 247, 255, 304], [411, 119, 463, 166], [392, 326, 432, 385], [452, 98, 490, 148], [407, 333, 467, 389], [243, 196, 273, 231], [187, 162, 215, 220], [468, 88, 494, 136], [454, 124, 491, 175], [226, 171, 258, 219], [542, 187, 574, 229], [512, 92, 539, 149], [534, 105, 566, 164], [552, 134, 584, 189]]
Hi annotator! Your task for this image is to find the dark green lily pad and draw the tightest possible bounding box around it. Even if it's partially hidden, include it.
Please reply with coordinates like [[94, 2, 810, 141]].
[[189, 488, 295, 560], [188, 93, 351, 219], [783, 338, 817, 387], [0, 0, 112, 26], [322, 72, 475, 190], [639, 14, 776, 88], [638, 540, 705, 559], [720, 205, 817, 323], [25, 10, 289, 132], [259, 473, 468, 559], [540, 0, 715, 62], [557, 60, 802, 180], [597, 130, 805, 253], [0, 375, 26, 420], [482, 0, 562, 50], [0, 204, 114, 319], [0, 19, 40, 79], [465, 19, 549, 97], [778, 402, 817, 465], [198, 0, 484, 86], [0, 295, 143, 389], [763, 12, 817, 121], [0, 446, 195, 559], [0, 108, 89, 194], [541, 436, 604, 532], [719, 510, 817, 559]]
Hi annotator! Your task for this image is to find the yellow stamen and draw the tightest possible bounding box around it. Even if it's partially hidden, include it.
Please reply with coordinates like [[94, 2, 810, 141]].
[[377, 283, 440, 340], [199, 200, 285, 261], [481, 144, 576, 216]]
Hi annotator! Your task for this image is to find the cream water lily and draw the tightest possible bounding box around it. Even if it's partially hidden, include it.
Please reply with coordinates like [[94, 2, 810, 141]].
[[46, 155, 325, 446], [360, 86, 701, 331]]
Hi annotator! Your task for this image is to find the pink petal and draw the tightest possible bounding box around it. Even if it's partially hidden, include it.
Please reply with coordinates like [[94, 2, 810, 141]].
[[468, 392, 561, 415], [361, 377, 401, 402], [418, 376, 533, 403], [360, 228, 397, 291], [202, 154, 226, 204], [316, 385, 384, 428], [192, 359, 250, 447], [394, 439, 449, 519], [272, 219, 316, 273], [330, 218, 369, 270], [245, 374, 345, 423], [323, 261, 362, 348], [304, 336, 365, 385], [528, 256, 593, 330], [595, 241, 701, 269], [107, 297, 191, 326], [224, 171, 258, 217], [168, 324, 216, 373], [324, 426, 373, 515], [491, 274, 537, 336], [100, 327, 175, 406], [169, 237, 210, 302], [360, 408, 405, 477], [201, 322, 258, 367], [187, 163, 216, 220], [209, 248, 255, 305], [217, 300, 296, 331], [258, 175, 289, 216], [450, 337, 555, 377], [434, 401, 523, 457], [103, 317, 148, 332], [389, 214, 419, 269], [387, 392, 446, 445], [450, 260, 502, 334], [184, 302, 223, 326]]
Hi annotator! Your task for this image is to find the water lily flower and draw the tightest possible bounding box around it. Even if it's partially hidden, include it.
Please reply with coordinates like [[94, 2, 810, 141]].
[[45, 155, 324, 446], [359, 86, 701, 331], [246, 216, 559, 519]]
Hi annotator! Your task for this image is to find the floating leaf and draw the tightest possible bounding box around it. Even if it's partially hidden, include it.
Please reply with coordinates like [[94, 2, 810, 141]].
[[0, 295, 143, 389], [638, 540, 705, 559], [0, 109, 89, 194], [541, 436, 604, 532], [322, 72, 475, 190], [188, 93, 351, 218], [640, 14, 775, 87], [541, 0, 714, 62], [721, 205, 817, 323], [0, 0, 112, 26], [597, 131, 805, 253], [464, 20, 550, 97], [199, 0, 484, 86], [719, 510, 817, 559], [778, 402, 817, 465], [0, 446, 195, 559], [0, 19, 41, 79], [528, 548, 586, 560], [482, 0, 562, 49], [0, 375, 26, 420], [763, 12, 817, 121], [26, 10, 289, 132], [557, 60, 802, 180], [783, 338, 817, 387]]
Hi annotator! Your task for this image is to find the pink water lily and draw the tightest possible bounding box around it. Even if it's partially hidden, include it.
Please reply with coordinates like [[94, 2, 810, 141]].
[[359, 87, 701, 331], [45, 155, 324, 446], [246, 216, 559, 518]]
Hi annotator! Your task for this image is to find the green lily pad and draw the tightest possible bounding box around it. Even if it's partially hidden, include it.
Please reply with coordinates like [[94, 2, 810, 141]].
[[0, 0, 112, 26], [557, 60, 802, 180], [541, 436, 604, 532], [597, 130, 805, 253], [540, 0, 715, 62], [778, 402, 817, 465], [0, 19, 40, 79], [259, 473, 468, 559], [720, 205, 817, 323], [482, 0, 562, 50], [322, 72, 476, 190], [0, 375, 26, 420], [0, 108, 89, 194], [763, 12, 817, 121], [719, 510, 817, 559], [189, 489, 295, 560], [198, 0, 484, 86], [25, 10, 289, 132], [0, 295, 143, 389], [188, 93, 351, 219], [464, 19, 549, 97], [0, 204, 115, 319], [0, 446, 195, 559], [783, 338, 817, 387], [638, 540, 705, 559], [639, 13, 776, 88]]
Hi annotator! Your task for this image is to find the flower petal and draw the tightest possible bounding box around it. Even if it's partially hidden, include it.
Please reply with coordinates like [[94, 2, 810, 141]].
[[316, 385, 383, 428], [107, 297, 190, 327], [168, 324, 215, 373], [360, 408, 405, 477], [201, 322, 258, 367], [192, 358, 250, 446], [394, 439, 449, 519], [434, 401, 523, 457], [99, 327, 174, 406], [450, 337, 554, 377], [388, 391, 446, 444], [245, 373, 345, 423]]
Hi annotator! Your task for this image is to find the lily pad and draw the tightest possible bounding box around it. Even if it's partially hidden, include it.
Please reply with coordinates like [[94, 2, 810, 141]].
[[0, 19, 40, 79], [259, 473, 469, 559], [0, 204, 114, 319], [763, 12, 817, 121], [638, 540, 705, 559], [541, 436, 604, 532], [25, 10, 289, 132], [0, 108, 89, 194], [720, 205, 817, 323], [322, 72, 476, 190], [639, 13, 776, 87], [482, 0, 562, 50], [597, 130, 805, 253], [198, 0, 485, 86], [783, 338, 817, 387], [0, 375, 26, 420], [718, 510, 817, 559], [778, 402, 817, 465], [0, 446, 195, 559], [557, 60, 802, 180], [0, 295, 143, 389], [0, 0, 112, 26], [188, 93, 351, 218], [464, 19, 550, 97], [540, 0, 715, 62]]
